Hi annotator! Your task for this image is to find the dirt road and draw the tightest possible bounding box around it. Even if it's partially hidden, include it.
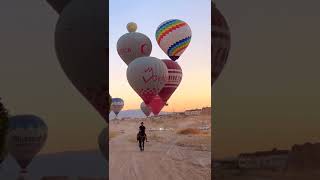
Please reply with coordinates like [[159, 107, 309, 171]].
[[109, 119, 211, 180]]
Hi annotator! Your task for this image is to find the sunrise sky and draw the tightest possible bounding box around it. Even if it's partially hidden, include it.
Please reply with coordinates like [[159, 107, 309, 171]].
[[109, 0, 211, 112]]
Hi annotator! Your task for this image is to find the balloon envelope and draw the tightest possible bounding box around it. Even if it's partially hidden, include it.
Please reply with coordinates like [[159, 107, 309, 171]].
[[149, 95, 165, 116], [117, 31, 152, 65], [140, 102, 151, 117], [156, 19, 192, 61], [158, 60, 182, 103], [111, 98, 124, 116], [127, 56, 168, 104], [52, 0, 108, 122], [7, 115, 48, 170], [212, 3, 231, 85], [98, 127, 107, 160]]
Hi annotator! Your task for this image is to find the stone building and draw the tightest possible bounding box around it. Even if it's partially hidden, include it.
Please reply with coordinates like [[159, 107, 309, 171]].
[[184, 109, 201, 116], [287, 142, 320, 172], [238, 148, 289, 170]]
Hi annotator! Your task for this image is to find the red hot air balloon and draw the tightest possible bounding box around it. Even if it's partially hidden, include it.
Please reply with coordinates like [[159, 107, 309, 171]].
[[158, 60, 183, 103], [148, 95, 165, 116], [46, 0, 108, 122], [212, 3, 231, 85]]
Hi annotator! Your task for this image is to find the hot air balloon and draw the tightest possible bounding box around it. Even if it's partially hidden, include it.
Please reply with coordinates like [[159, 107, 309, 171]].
[[7, 115, 48, 178], [158, 60, 183, 104], [46, 0, 108, 122], [212, 2, 231, 85], [117, 22, 152, 65], [140, 102, 151, 117], [127, 56, 168, 105], [148, 95, 166, 116], [98, 127, 107, 160], [111, 98, 124, 118], [156, 19, 192, 61]]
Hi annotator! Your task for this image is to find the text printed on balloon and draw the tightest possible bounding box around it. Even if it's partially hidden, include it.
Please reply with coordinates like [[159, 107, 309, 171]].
[[142, 67, 167, 84]]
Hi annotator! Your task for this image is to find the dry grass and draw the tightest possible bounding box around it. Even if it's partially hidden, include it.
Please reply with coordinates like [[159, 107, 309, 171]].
[[176, 136, 211, 151], [177, 128, 201, 135], [148, 133, 163, 142], [109, 131, 119, 140]]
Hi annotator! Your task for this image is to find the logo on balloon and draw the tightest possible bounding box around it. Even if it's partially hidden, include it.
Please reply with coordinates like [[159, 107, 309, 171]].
[[143, 67, 167, 84], [140, 43, 149, 54], [119, 48, 132, 54]]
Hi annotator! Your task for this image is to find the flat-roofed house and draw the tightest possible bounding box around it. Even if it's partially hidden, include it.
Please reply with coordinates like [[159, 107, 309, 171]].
[[238, 148, 289, 170]]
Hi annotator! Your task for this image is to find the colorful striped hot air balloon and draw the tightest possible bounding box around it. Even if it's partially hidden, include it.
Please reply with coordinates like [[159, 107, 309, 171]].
[[158, 60, 183, 103], [212, 3, 231, 85], [156, 19, 192, 61]]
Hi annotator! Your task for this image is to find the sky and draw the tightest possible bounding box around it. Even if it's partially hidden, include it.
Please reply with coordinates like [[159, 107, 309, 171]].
[[213, 0, 320, 158], [0, 1, 105, 154], [109, 0, 211, 112]]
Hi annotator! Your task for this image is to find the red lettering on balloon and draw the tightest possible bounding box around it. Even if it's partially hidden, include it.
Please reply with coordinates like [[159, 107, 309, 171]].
[[143, 67, 154, 83]]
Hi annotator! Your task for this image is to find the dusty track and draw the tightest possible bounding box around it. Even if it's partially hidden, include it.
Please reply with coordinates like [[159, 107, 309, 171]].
[[109, 116, 211, 180]]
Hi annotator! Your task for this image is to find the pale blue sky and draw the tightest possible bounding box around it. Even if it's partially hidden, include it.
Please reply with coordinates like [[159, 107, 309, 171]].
[[109, 0, 211, 111]]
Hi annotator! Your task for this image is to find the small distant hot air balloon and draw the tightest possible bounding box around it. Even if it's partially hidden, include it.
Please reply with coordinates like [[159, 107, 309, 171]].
[[156, 19, 192, 61], [148, 95, 166, 116], [117, 22, 152, 65], [140, 102, 151, 117], [212, 2, 231, 85], [127, 56, 168, 105], [7, 115, 48, 178], [98, 127, 107, 160], [111, 98, 124, 118], [158, 60, 183, 103]]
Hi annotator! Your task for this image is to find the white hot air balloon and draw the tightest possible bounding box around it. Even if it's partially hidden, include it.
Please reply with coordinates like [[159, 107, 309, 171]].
[[111, 98, 124, 117], [117, 23, 152, 65], [127, 56, 168, 105], [98, 127, 107, 160], [140, 102, 151, 117], [7, 115, 48, 178]]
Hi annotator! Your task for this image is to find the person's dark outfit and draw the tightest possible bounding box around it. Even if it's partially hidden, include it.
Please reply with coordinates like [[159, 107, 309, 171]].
[[137, 125, 147, 151], [139, 125, 146, 135]]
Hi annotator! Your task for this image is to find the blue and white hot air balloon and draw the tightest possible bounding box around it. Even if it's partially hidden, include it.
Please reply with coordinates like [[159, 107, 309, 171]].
[[111, 98, 124, 117], [7, 115, 48, 178]]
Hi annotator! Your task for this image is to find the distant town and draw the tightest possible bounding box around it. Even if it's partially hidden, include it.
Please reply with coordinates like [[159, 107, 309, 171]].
[[215, 142, 320, 172], [117, 107, 212, 121]]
